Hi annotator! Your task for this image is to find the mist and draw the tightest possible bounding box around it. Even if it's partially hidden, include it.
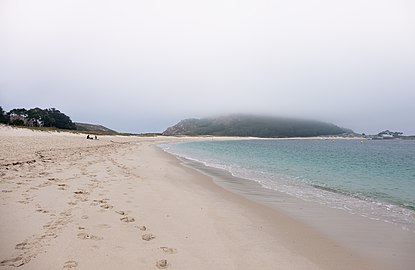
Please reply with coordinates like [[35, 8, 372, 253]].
[[1, 0, 414, 134]]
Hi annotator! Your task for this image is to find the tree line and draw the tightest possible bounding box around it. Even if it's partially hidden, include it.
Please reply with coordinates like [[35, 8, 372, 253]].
[[0, 106, 76, 130]]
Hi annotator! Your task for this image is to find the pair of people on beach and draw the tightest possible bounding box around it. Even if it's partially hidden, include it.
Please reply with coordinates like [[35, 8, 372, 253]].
[[86, 135, 98, 140]]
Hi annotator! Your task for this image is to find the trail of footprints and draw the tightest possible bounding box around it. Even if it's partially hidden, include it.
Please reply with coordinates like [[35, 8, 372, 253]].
[[1, 142, 176, 269], [0, 167, 80, 267], [69, 175, 177, 268], [114, 209, 177, 269], [0, 208, 73, 267], [1, 151, 103, 267], [71, 202, 177, 269]]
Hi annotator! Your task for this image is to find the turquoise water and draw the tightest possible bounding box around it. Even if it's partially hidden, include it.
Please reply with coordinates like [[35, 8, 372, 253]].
[[161, 139, 415, 231]]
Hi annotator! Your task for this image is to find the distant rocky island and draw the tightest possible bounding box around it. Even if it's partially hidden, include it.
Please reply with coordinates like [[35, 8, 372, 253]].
[[365, 130, 415, 140], [163, 114, 352, 138]]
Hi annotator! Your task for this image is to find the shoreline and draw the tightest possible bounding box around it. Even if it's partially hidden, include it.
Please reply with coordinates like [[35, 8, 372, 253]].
[[155, 145, 386, 270], [0, 127, 412, 269], [161, 139, 415, 230], [159, 142, 415, 270]]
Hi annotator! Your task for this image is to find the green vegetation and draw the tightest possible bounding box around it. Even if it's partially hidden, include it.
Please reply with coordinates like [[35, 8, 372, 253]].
[[0, 106, 9, 124], [1, 106, 76, 130], [163, 114, 351, 138], [1, 106, 159, 136], [10, 119, 25, 126]]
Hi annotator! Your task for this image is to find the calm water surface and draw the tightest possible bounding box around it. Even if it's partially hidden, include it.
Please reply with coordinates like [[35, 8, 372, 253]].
[[160, 139, 415, 231]]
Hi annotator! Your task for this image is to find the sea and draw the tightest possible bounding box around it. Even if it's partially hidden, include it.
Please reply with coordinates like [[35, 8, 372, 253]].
[[160, 139, 415, 232]]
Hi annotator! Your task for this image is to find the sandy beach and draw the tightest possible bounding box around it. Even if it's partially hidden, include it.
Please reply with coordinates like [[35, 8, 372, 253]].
[[0, 125, 411, 270]]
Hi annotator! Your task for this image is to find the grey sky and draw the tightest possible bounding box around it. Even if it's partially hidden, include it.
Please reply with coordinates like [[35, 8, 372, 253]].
[[1, 0, 414, 134]]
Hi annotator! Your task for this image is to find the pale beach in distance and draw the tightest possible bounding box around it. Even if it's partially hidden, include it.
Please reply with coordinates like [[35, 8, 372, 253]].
[[1, 125, 414, 270]]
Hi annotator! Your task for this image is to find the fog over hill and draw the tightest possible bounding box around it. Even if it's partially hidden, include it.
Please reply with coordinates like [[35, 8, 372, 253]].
[[163, 114, 351, 138]]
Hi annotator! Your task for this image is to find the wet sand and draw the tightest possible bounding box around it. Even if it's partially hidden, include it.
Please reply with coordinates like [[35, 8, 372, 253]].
[[179, 157, 415, 270]]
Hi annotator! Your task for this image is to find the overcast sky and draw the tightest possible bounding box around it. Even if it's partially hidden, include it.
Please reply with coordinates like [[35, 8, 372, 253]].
[[1, 0, 414, 134]]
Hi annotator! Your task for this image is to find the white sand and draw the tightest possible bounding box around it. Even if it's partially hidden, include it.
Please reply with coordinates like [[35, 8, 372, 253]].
[[0, 125, 387, 269]]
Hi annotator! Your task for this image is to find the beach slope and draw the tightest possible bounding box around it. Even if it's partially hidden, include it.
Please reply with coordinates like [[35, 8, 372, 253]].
[[0, 126, 384, 269]]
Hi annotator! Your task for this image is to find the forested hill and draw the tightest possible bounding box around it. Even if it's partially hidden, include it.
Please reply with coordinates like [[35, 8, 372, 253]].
[[0, 106, 116, 133], [163, 114, 351, 138], [0, 106, 76, 130]]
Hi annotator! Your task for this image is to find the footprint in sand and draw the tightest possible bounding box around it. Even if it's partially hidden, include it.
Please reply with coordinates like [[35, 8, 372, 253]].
[[17, 198, 31, 204], [63, 260, 78, 269], [156, 259, 169, 269], [57, 183, 67, 190], [160, 247, 177, 254], [115, 210, 125, 215], [15, 241, 31, 250], [74, 190, 88, 195], [0, 256, 29, 267], [142, 234, 156, 241], [77, 232, 103, 240], [100, 204, 113, 209], [136, 225, 147, 231], [74, 192, 89, 202], [93, 199, 108, 204], [40, 232, 57, 239], [120, 216, 135, 223]]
